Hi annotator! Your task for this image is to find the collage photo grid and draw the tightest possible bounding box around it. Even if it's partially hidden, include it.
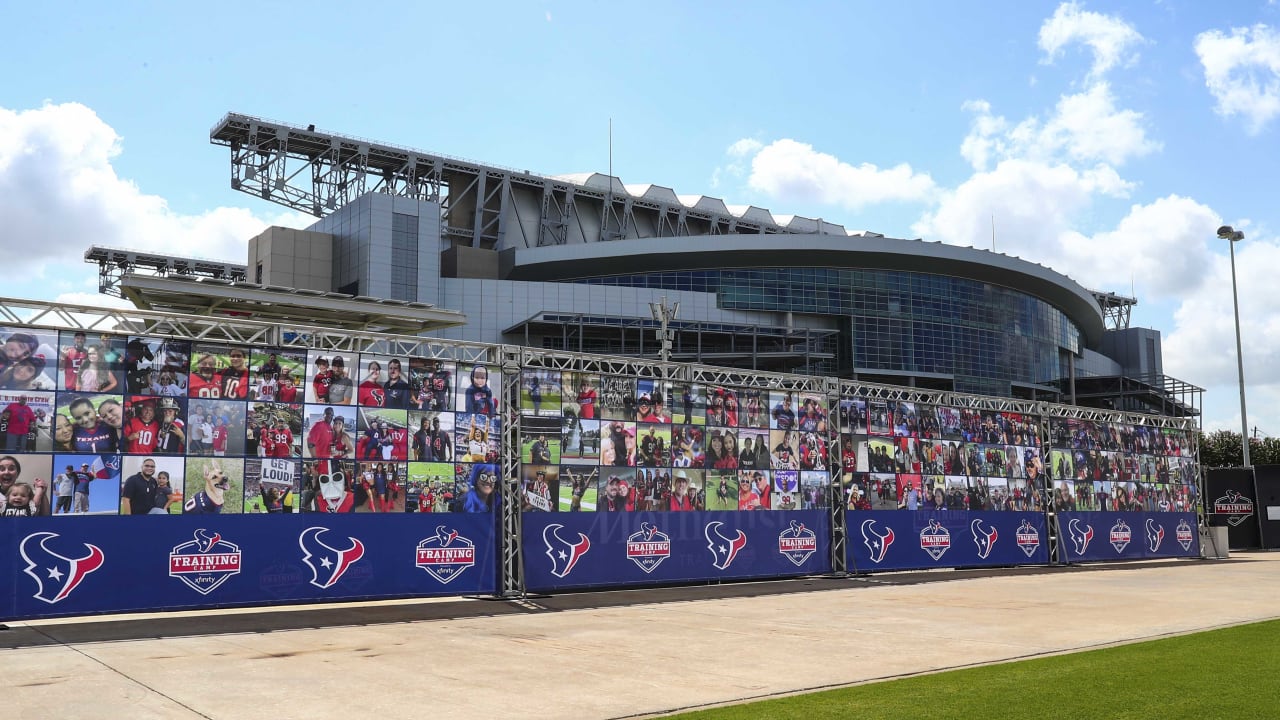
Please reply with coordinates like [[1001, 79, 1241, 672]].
[[0, 326, 501, 518], [835, 398, 1198, 514], [517, 370, 834, 513]]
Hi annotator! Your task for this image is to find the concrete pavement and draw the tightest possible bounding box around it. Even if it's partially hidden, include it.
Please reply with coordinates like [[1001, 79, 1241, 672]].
[[4, 553, 1278, 720]]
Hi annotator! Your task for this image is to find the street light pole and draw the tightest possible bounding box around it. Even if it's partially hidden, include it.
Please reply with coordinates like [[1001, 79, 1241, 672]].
[[1219, 225, 1250, 467]]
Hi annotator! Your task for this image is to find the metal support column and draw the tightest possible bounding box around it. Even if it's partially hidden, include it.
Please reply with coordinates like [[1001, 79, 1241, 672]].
[[499, 346, 525, 597]]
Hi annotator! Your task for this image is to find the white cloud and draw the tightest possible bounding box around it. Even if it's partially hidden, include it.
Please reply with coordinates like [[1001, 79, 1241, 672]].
[[0, 102, 309, 298], [1164, 233, 1280, 434], [912, 159, 1123, 260], [1194, 24, 1280, 134], [1057, 195, 1220, 299], [961, 83, 1159, 171], [741, 139, 937, 210], [1039, 1, 1144, 79]]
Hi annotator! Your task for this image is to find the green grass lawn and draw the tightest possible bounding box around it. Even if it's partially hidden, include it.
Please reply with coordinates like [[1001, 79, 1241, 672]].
[[558, 484, 598, 511], [669, 619, 1280, 719], [521, 439, 562, 464]]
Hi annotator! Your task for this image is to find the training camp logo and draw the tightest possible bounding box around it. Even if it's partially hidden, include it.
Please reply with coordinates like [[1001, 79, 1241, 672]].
[[1067, 518, 1094, 557], [626, 522, 671, 574], [920, 519, 951, 561], [704, 521, 747, 570], [1144, 518, 1165, 554], [543, 523, 591, 578], [19, 532, 105, 605], [1109, 519, 1132, 554], [169, 528, 242, 595], [970, 519, 998, 560], [415, 525, 476, 584], [298, 527, 366, 589], [1213, 490, 1255, 527], [1176, 519, 1195, 551], [860, 519, 895, 564], [1015, 519, 1041, 558], [778, 520, 817, 566]]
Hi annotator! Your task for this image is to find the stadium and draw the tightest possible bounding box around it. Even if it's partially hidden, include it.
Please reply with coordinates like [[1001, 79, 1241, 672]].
[[86, 112, 1200, 420]]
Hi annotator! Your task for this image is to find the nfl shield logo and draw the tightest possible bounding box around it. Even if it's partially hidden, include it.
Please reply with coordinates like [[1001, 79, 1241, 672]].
[[416, 526, 476, 584], [1109, 519, 1132, 554], [169, 529, 242, 595], [626, 522, 672, 574], [1176, 520, 1195, 551], [919, 520, 951, 561], [1015, 519, 1040, 558], [777, 520, 817, 566]]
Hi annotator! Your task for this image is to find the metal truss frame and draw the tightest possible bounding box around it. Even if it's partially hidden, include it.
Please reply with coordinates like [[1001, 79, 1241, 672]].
[[210, 113, 849, 247], [0, 297, 491, 361], [498, 346, 525, 597]]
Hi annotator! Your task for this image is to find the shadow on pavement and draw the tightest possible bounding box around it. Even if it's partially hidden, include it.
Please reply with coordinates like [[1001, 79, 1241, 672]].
[[0, 556, 1240, 649]]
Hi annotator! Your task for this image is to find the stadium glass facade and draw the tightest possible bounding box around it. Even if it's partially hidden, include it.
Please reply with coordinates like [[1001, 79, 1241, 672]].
[[579, 268, 1078, 396]]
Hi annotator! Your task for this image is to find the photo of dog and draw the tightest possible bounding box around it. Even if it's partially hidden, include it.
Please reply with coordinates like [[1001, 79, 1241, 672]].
[[182, 457, 245, 513]]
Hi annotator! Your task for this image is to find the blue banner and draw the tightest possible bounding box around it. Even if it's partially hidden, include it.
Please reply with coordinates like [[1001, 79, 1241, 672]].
[[521, 510, 832, 592], [1, 513, 497, 621], [846, 510, 1050, 572], [1056, 511, 1199, 562]]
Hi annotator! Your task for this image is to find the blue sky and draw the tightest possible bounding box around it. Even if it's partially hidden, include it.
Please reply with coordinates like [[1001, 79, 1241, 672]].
[[3, 1, 1280, 438]]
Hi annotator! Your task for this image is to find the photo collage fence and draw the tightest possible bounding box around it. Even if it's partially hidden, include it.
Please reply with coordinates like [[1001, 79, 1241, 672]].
[[0, 319, 1200, 617]]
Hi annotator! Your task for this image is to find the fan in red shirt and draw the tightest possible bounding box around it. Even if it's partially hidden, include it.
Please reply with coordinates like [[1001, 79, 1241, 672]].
[[124, 398, 161, 454], [277, 373, 299, 402], [61, 331, 88, 389], [188, 353, 223, 398], [217, 348, 250, 399], [267, 418, 294, 458], [358, 361, 387, 407], [311, 357, 332, 402], [211, 417, 230, 456]]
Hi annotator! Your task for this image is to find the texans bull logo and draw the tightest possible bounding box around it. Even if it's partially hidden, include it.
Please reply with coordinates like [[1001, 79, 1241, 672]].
[[19, 532, 105, 604], [704, 521, 747, 570], [971, 519, 998, 560], [1144, 518, 1165, 553], [543, 523, 591, 578], [415, 525, 476, 584], [1067, 518, 1094, 557], [860, 519, 894, 564], [299, 527, 366, 589], [777, 520, 817, 566]]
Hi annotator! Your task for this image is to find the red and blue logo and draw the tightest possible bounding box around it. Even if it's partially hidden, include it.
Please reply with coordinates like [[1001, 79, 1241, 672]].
[[416, 525, 476, 584], [299, 527, 366, 589], [626, 522, 671, 574], [778, 520, 817, 566], [860, 519, 895, 564], [970, 519, 998, 560], [1144, 518, 1165, 553], [543, 523, 591, 578], [1015, 519, 1040, 558], [1109, 519, 1132, 554], [1176, 519, 1195, 551], [1068, 518, 1094, 557], [704, 521, 747, 570], [19, 532, 105, 604], [920, 519, 951, 561], [170, 528, 241, 595]]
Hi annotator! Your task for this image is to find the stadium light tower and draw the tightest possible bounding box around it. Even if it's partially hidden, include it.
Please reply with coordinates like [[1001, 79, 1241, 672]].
[[649, 296, 680, 363], [1218, 224, 1250, 467]]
